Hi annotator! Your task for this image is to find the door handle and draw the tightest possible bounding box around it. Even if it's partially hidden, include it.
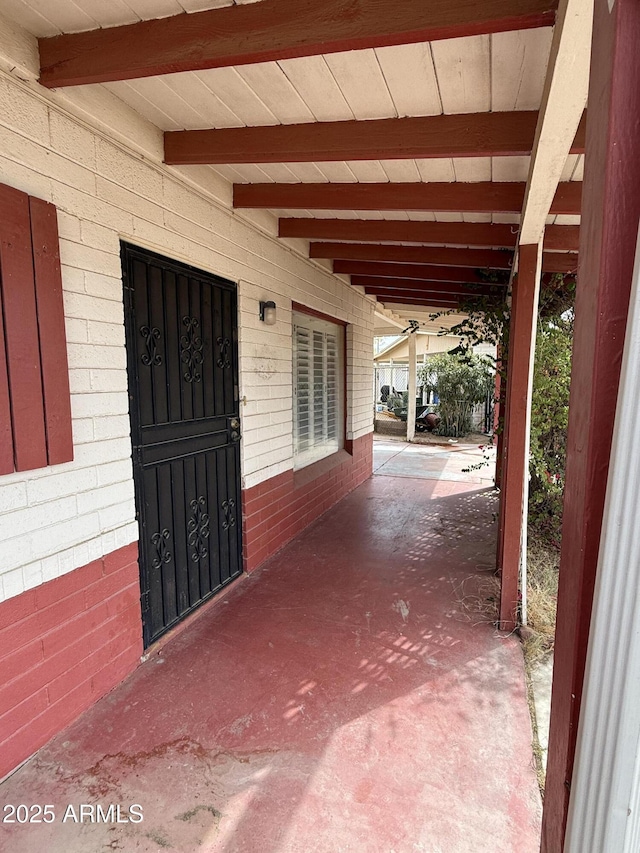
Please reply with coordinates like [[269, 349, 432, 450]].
[[229, 417, 241, 442]]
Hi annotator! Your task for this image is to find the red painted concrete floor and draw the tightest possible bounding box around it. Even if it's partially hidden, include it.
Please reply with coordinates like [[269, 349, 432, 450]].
[[0, 475, 541, 853]]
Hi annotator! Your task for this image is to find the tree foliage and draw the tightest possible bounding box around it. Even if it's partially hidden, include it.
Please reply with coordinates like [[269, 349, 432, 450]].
[[429, 271, 575, 539], [528, 310, 573, 533], [419, 352, 494, 437]]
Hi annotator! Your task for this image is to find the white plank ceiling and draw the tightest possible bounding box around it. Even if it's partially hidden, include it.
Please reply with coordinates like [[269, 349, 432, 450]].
[[98, 29, 580, 226], [0, 0, 264, 37], [0, 0, 583, 312]]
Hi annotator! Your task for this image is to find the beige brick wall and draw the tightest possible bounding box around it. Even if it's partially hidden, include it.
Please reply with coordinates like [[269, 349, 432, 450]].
[[0, 62, 374, 602]]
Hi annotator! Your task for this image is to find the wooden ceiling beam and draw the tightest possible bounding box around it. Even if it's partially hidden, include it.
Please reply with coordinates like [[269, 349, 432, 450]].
[[367, 294, 485, 309], [280, 219, 581, 251], [321, 244, 513, 268], [336, 261, 505, 283], [353, 276, 500, 295], [518, 0, 593, 244], [39, 0, 559, 88], [376, 295, 463, 308], [542, 252, 578, 273], [315, 242, 576, 272], [234, 181, 581, 213], [165, 110, 586, 165]]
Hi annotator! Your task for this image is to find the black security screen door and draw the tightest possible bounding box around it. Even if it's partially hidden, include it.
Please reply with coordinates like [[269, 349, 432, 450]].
[[122, 243, 242, 648]]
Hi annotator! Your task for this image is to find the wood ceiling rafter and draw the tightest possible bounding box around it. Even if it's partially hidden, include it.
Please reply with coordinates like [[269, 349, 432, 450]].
[[309, 243, 578, 273], [233, 181, 582, 214], [359, 281, 502, 297], [280, 220, 581, 252], [375, 295, 465, 308], [518, 0, 593, 245], [38, 0, 559, 88], [164, 111, 586, 165], [335, 262, 506, 283], [366, 291, 493, 305]]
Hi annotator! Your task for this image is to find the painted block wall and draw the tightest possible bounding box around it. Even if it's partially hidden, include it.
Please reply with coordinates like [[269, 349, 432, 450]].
[[242, 434, 374, 572], [0, 36, 375, 605], [0, 543, 142, 780]]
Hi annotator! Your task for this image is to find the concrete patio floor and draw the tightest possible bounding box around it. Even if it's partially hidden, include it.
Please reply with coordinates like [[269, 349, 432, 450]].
[[0, 461, 540, 853], [373, 437, 496, 486]]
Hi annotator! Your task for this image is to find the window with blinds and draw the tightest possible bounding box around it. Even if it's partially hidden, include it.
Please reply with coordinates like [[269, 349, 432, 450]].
[[293, 311, 344, 470]]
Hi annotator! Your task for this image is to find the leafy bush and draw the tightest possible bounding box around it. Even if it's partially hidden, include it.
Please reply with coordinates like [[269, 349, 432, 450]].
[[528, 311, 573, 533], [419, 352, 494, 437], [427, 274, 575, 539]]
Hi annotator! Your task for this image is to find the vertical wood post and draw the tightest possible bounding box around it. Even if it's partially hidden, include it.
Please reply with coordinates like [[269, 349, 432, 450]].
[[496, 243, 542, 631], [541, 0, 640, 848], [494, 344, 505, 488], [406, 333, 417, 442]]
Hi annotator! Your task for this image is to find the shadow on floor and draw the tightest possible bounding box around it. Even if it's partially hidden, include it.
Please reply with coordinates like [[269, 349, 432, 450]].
[[0, 476, 540, 853]]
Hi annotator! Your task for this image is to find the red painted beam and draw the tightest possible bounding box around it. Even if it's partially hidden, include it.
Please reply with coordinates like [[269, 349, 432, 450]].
[[541, 0, 640, 848], [39, 0, 558, 88], [235, 181, 581, 213], [281, 218, 581, 251], [375, 295, 463, 308], [339, 262, 503, 283], [362, 284, 498, 299], [545, 224, 581, 252], [165, 110, 585, 164], [358, 277, 499, 293], [542, 252, 579, 273], [321, 243, 577, 273], [496, 243, 541, 631], [319, 244, 514, 268]]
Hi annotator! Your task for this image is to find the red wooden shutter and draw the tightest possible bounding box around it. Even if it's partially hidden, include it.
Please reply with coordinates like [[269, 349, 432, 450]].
[[0, 252, 12, 475], [29, 197, 73, 466], [0, 183, 73, 473], [0, 184, 48, 471]]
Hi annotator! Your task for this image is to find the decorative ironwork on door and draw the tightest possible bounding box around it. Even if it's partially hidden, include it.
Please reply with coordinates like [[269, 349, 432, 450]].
[[188, 496, 210, 562], [123, 244, 243, 649], [180, 316, 204, 383], [217, 336, 231, 369], [140, 325, 162, 367], [221, 498, 236, 531]]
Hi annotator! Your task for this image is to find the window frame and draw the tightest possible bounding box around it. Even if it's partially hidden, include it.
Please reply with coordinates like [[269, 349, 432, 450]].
[[292, 303, 347, 471]]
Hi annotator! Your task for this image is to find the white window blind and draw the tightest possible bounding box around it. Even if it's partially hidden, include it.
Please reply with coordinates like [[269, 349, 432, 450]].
[[293, 311, 344, 469]]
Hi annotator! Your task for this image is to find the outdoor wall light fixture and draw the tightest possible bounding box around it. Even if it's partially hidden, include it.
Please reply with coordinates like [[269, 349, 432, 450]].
[[259, 300, 277, 325]]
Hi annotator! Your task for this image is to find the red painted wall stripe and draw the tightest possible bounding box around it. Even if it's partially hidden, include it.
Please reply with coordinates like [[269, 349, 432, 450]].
[[242, 433, 373, 573], [0, 543, 142, 780], [0, 184, 47, 471], [29, 197, 73, 466]]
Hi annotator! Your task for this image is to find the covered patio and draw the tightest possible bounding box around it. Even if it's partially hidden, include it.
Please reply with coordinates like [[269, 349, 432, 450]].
[[0, 460, 540, 852], [0, 0, 639, 849]]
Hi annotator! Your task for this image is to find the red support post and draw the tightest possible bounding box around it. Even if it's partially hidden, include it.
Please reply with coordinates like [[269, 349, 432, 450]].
[[493, 345, 504, 489], [496, 244, 541, 631], [541, 0, 640, 848]]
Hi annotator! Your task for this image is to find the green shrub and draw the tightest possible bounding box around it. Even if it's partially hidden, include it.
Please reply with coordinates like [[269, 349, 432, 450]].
[[529, 311, 573, 533], [419, 352, 493, 437]]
